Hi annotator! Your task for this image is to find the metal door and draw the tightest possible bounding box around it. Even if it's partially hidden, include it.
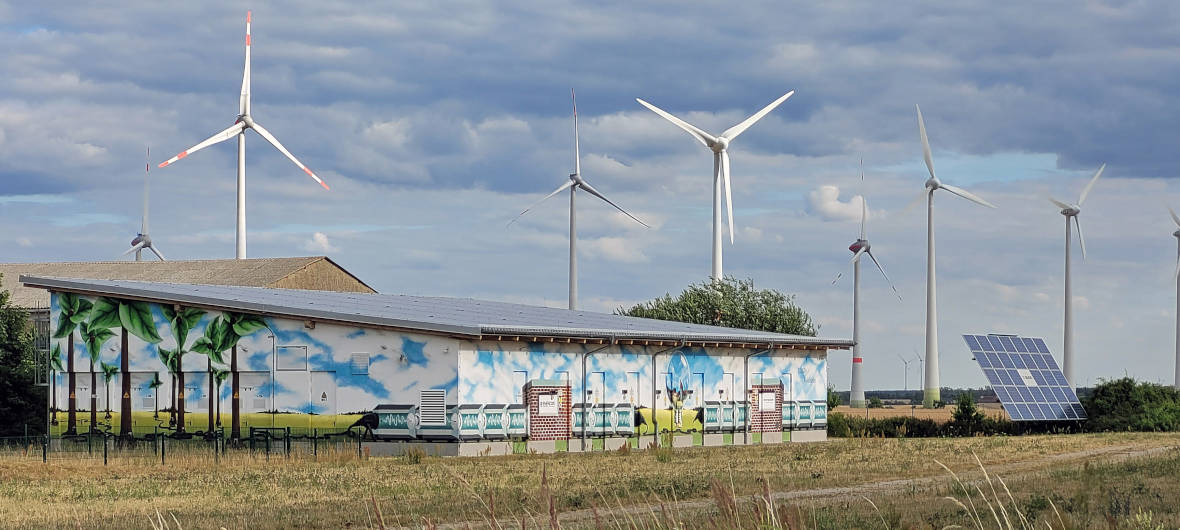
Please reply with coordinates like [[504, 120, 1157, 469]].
[[722, 372, 735, 402], [590, 371, 605, 404], [691, 373, 705, 409], [310, 371, 337, 416]]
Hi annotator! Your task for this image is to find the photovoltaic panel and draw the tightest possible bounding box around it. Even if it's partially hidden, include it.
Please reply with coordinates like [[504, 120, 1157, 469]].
[[962, 334, 1086, 421]]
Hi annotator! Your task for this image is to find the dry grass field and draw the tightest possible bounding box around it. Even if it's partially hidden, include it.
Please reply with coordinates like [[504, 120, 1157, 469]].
[[0, 432, 1176, 529], [835, 402, 1008, 422]]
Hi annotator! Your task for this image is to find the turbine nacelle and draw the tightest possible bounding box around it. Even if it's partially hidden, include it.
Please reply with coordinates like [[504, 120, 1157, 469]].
[[849, 239, 868, 254], [1059, 205, 1081, 217], [710, 137, 730, 153], [924, 177, 941, 191], [1173, 229, 1180, 239]]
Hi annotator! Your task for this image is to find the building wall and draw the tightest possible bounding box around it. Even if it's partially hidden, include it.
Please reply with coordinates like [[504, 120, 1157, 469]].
[[458, 341, 827, 433], [48, 292, 457, 435]]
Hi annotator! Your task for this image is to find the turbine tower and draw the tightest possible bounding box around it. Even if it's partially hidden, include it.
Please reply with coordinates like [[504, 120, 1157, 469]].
[[157, 11, 330, 259], [913, 104, 996, 407], [124, 147, 165, 261], [636, 91, 794, 281], [1171, 206, 1180, 389], [1049, 164, 1104, 389], [832, 161, 900, 408], [509, 90, 648, 310]]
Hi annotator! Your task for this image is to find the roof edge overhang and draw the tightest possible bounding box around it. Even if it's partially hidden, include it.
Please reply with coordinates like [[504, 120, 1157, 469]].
[[479, 325, 851, 351]]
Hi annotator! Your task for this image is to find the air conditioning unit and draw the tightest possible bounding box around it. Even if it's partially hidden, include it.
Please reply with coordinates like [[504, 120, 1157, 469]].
[[418, 389, 447, 426]]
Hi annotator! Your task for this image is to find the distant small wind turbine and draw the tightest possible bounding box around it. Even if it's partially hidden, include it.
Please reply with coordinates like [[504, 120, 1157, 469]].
[[833, 160, 900, 408], [124, 147, 165, 261], [509, 90, 648, 310], [157, 11, 330, 259], [1049, 164, 1104, 388], [636, 91, 794, 281], [911, 104, 997, 407]]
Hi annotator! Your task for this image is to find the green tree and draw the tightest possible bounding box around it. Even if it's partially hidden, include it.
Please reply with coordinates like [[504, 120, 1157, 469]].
[[827, 386, 841, 410], [88, 297, 163, 437], [51, 292, 92, 435], [950, 392, 985, 435], [868, 396, 885, 408], [160, 306, 206, 435], [617, 277, 817, 335], [148, 372, 163, 420], [49, 343, 63, 425], [1084, 378, 1180, 432], [100, 361, 118, 421], [0, 278, 43, 436], [193, 312, 268, 438]]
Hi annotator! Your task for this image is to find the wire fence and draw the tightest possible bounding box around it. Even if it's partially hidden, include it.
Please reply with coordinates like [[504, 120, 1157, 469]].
[[0, 424, 370, 465]]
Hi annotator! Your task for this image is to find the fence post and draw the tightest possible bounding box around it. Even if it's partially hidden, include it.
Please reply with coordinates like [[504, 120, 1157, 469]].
[[214, 433, 219, 465], [313, 428, 318, 459], [357, 430, 362, 459], [285, 427, 291, 458], [160, 434, 165, 466], [265, 434, 270, 462], [103, 434, 108, 466], [42, 433, 48, 463], [87, 430, 92, 456]]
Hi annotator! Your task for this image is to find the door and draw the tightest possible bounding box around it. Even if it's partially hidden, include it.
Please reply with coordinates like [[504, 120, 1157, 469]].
[[625, 371, 640, 405], [590, 372, 605, 404], [691, 373, 705, 409], [512, 370, 528, 403], [275, 372, 308, 414], [310, 371, 337, 417], [722, 372, 735, 402]]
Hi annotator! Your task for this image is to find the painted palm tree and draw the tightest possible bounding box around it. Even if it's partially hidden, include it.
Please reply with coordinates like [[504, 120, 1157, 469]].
[[51, 293, 92, 435], [193, 313, 267, 437], [148, 372, 164, 420], [78, 320, 115, 432], [100, 361, 118, 421], [49, 344, 64, 425], [160, 306, 206, 435], [157, 347, 179, 427], [88, 297, 163, 437], [212, 367, 230, 429]]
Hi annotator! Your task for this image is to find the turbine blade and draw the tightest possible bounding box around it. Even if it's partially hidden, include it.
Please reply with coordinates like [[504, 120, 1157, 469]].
[[143, 146, 150, 234], [149, 246, 166, 261], [240, 10, 252, 116], [158, 121, 246, 168], [1174, 255, 1180, 281], [122, 242, 145, 257], [578, 180, 650, 228], [250, 121, 330, 190], [859, 157, 866, 239], [635, 98, 717, 147], [1049, 197, 1072, 210], [1170, 205, 1180, 227], [720, 90, 794, 140], [915, 104, 936, 181], [1077, 163, 1105, 206], [849, 246, 867, 264], [831, 271, 844, 285], [571, 89, 580, 177], [940, 183, 997, 208], [1074, 216, 1087, 261], [867, 251, 903, 302], [507, 180, 575, 226], [722, 150, 734, 243], [901, 188, 930, 216]]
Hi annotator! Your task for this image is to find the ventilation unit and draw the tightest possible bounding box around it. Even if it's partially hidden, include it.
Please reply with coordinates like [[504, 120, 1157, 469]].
[[350, 353, 370, 375], [419, 389, 447, 426]]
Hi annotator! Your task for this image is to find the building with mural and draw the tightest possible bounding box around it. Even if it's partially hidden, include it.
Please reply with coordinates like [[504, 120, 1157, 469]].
[[23, 275, 850, 452]]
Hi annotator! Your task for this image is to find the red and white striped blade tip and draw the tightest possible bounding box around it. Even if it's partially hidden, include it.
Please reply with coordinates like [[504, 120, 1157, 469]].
[[157, 151, 187, 168], [303, 167, 330, 190]]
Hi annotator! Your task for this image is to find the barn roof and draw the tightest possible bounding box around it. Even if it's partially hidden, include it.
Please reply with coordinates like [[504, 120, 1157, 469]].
[[1, 257, 374, 310], [20, 276, 851, 351]]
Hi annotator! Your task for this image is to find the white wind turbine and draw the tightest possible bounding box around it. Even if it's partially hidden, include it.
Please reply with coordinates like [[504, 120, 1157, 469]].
[[157, 11, 330, 259], [124, 147, 165, 261], [1049, 164, 1104, 389], [636, 91, 794, 281], [509, 90, 649, 310], [912, 104, 997, 407], [832, 161, 901, 408], [1170, 206, 1180, 389]]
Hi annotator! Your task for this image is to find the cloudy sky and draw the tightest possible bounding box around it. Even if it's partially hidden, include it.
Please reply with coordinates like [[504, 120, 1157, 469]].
[[3, 1, 1179, 391]]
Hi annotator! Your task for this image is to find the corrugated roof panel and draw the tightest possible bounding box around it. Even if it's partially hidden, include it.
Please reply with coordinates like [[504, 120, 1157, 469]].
[[19, 276, 852, 348]]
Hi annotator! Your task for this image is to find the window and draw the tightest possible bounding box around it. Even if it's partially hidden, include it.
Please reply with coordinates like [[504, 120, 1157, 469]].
[[276, 346, 308, 371]]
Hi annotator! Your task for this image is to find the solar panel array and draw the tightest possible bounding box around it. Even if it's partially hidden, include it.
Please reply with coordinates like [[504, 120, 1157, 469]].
[[962, 334, 1087, 421]]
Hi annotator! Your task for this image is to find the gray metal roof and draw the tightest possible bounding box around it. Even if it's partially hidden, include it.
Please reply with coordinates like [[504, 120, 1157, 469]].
[[20, 276, 852, 349]]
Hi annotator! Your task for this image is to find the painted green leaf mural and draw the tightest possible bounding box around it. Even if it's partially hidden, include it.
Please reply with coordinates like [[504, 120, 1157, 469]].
[[118, 300, 163, 343], [88, 298, 123, 330], [50, 343, 63, 372], [79, 321, 115, 360], [230, 314, 269, 337], [100, 361, 118, 381], [162, 305, 206, 351], [53, 294, 92, 338]]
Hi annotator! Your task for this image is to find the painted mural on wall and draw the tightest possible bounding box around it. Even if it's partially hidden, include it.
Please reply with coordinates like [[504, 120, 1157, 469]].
[[48, 292, 458, 438], [459, 341, 827, 434]]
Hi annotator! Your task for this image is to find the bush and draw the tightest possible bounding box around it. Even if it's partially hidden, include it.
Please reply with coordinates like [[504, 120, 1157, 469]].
[[827, 386, 841, 410], [1084, 378, 1180, 432], [867, 397, 884, 408]]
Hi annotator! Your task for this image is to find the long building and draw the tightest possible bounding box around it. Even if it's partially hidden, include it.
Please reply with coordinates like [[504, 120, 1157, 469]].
[[23, 275, 850, 453]]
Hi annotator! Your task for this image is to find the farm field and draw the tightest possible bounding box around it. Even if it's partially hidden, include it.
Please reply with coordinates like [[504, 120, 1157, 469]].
[[0, 432, 1177, 528], [46, 411, 364, 436], [836, 402, 1008, 422]]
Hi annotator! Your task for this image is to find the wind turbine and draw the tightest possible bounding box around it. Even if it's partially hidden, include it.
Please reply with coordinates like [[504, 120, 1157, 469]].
[[1171, 206, 1180, 390], [636, 91, 794, 281], [1049, 164, 1104, 388], [913, 104, 997, 407], [897, 354, 913, 391], [157, 11, 330, 259], [832, 160, 901, 408], [124, 147, 165, 261], [509, 90, 649, 310]]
